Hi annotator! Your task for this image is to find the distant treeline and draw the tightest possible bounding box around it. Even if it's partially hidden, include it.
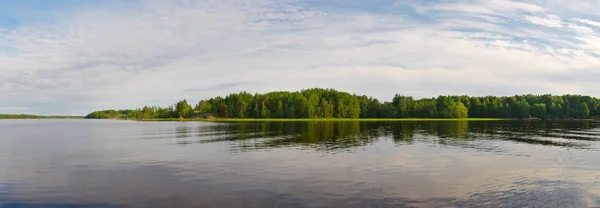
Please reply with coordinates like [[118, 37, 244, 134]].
[[0, 114, 83, 119], [85, 88, 600, 120]]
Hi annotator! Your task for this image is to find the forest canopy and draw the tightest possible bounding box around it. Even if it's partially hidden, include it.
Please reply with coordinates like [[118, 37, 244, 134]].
[[85, 88, 600, 120]]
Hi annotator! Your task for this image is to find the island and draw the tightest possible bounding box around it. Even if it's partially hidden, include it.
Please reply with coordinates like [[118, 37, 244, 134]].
[[84, 88, 600, 121]]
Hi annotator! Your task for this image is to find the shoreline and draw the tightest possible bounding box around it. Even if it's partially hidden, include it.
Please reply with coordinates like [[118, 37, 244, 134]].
[[120, 118, 516, 122], [3, 118, 598, 122]]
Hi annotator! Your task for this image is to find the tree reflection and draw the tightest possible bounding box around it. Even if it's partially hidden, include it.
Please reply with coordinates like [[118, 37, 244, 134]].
[[177, 121, 600, 152], [175, 125, 191, 138]]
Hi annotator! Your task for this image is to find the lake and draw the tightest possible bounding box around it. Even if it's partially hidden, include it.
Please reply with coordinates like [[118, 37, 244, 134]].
[[2, 120, 600, 207]]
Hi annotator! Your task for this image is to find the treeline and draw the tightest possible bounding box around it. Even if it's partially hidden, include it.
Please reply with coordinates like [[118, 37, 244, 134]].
[[0, 114, 83, 119], [85, 88, 600, 120]]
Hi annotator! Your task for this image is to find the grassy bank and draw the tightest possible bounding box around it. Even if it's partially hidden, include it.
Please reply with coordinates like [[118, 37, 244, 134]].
[[130, 118, 512, 122]]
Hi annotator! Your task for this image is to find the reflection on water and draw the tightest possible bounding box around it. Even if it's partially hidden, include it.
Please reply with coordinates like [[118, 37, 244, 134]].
[[2, 120, 600, 207], [165, 121, 600, 153]]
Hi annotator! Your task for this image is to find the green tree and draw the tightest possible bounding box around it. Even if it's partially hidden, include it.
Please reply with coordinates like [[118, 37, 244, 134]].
[[531, 103, 547, 119], [176, 99, 193, 118], [307, 93, 319, 118], [453, 102, 469, 118], [276, 100, 284, 118], [511, 100, 531, 118], [393, 95, 415, 118], [575, 103, 591, 118], [437, 96, 456, 118], [261, 102, 270, 118]]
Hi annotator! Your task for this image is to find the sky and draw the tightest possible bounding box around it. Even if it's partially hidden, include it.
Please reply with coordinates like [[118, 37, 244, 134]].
[[1, 0, 600, 115]]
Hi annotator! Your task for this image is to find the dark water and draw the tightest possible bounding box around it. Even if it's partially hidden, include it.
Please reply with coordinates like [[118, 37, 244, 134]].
[[2, 120, 600, 208]]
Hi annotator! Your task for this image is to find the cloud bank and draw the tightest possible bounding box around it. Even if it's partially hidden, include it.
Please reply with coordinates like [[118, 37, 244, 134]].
[[0, 0, 599, 115]]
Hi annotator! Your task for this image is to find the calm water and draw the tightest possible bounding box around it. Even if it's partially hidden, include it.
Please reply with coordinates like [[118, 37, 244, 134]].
[[2, 120, 600, 207]]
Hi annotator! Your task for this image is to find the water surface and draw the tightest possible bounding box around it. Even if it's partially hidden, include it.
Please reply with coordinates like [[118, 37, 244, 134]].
[[2, 120, 600, 207]]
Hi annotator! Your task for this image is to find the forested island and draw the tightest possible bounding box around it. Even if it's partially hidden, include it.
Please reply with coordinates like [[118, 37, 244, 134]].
[[0, 114, 83, 119], [85, 88, 600, 120]]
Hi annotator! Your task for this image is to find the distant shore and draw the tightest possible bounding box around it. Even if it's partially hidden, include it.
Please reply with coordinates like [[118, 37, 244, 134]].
[[0, 118, 84, 120], [0, 114, 83, 119]]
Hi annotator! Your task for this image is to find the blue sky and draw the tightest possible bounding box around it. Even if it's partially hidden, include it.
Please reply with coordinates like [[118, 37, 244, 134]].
[[1, 0, 600, 115], [0, 0, 118, 27]]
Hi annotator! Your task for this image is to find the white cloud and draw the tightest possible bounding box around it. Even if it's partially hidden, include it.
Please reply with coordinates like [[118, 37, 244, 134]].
[[412, 0, 543, 16], [566, 23, 594, 34], [522, 15, 594, 34], [0, 0, 600, 114], [574, 18, 600, 27], [524, 15, 563, 28]]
